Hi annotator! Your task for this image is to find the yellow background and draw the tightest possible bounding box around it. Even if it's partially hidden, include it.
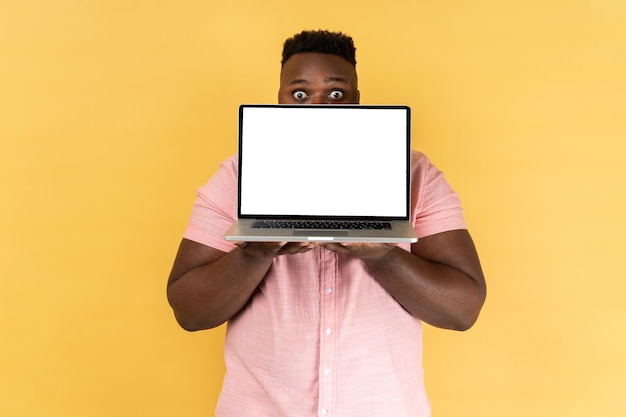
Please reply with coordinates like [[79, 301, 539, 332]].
[[1, 1, 625, 416]]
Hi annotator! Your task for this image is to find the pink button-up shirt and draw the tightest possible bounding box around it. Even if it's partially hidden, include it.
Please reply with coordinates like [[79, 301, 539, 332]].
[[184, 151, 466, 417]]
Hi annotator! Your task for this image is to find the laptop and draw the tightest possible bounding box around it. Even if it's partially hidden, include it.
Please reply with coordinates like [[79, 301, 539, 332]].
[[223, 104, 417, 243]]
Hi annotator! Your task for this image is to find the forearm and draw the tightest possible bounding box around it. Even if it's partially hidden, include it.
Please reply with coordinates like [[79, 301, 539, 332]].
[[363, 247, 486, 331], [167, 246, 275, 331]]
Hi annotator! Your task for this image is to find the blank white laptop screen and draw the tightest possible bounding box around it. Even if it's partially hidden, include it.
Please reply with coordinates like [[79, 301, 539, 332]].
[[238, 105, 410, 219]]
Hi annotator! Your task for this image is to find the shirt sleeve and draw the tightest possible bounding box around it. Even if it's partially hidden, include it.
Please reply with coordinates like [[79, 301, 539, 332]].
[[410, 151, 467, 238], [183, 155, 238, 253]]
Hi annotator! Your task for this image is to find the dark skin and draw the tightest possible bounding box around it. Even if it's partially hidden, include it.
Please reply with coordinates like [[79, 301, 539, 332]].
[[167, 52, 486, 332]]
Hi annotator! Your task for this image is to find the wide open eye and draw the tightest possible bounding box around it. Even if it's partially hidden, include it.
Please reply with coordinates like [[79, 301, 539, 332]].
[[293, 90, 309, 100], [328, 90, 344, 100]]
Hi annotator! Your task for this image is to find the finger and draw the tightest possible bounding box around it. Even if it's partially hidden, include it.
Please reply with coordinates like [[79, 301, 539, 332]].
[[320, 242, 346, 253]]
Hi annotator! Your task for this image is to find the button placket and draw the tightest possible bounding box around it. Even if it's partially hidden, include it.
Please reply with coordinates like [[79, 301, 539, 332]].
[[318, 250, 338, 417]]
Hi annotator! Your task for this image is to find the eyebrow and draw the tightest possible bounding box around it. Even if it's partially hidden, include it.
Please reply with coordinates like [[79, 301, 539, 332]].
[[287, 76, 350, 86]]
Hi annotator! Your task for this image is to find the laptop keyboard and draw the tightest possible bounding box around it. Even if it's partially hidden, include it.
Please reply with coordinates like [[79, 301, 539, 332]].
[[251, 220, 392, 230]]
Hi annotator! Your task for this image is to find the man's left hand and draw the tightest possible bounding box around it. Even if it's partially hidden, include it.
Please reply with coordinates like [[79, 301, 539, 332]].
[[320, 242, 398, 262]]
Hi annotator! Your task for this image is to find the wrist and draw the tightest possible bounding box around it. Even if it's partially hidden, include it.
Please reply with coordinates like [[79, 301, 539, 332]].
[[361, 244, 397, 265]]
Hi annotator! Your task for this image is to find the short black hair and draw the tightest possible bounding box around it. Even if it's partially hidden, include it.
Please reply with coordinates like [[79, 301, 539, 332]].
[[281, 30, 357, 67]]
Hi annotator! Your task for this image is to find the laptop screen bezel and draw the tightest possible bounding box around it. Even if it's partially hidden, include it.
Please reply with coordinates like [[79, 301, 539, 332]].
[[236, 104, 412, 222]]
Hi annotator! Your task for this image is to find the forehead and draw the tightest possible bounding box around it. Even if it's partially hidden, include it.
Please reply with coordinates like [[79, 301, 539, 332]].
[[280, 52, 357, 84]]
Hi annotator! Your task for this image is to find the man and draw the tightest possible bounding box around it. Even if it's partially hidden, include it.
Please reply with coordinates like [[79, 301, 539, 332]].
[[167, 30, 486, 417]]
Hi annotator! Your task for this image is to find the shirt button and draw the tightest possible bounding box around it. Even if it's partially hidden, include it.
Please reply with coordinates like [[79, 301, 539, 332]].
[[321, 410, 328, 415], [325, 328, 332, 335], [324, 368, 330, 375], [325, 287, 333, 294]]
